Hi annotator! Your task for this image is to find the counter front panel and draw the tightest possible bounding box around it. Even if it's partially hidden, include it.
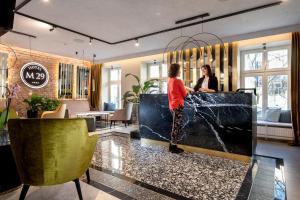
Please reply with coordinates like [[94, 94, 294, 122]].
[[139, 93, 256, 156]]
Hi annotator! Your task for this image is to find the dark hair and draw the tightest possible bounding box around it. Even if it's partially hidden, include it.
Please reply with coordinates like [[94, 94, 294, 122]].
[[201, 64, 212, 77], [168, 63, 180, 78]]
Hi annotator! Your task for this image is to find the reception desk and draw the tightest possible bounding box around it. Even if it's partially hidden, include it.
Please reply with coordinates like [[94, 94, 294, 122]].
[[139, 93, 256, 156]]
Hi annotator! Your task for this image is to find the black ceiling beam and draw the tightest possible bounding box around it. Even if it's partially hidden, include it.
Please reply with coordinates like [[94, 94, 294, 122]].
[[15, 11, 112, 45], [175, 13, 210, 24], [14, 1, 282, 45], [14, 0, 32, 12], [9, 30, 36, 38], [111, 1, 282, 44]]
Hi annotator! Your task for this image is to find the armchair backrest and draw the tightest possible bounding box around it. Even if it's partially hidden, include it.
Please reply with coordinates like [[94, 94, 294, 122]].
[[8, 119, 97, 186], [41, 104, 67, 119]]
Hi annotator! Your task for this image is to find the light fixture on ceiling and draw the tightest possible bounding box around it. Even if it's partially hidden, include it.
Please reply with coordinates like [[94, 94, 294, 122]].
[[43, 0, 50, 3], [134, 39, 140, 47], [89, 38, 93, 45], [210, 58, 213, 62], [263, 43, 267, 51], [49, 26, 55, 32]]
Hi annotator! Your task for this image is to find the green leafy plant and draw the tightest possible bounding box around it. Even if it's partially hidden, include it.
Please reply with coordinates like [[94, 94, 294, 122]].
[[123, 73, 159, 103], [23, 94, 61, 112], [41, 98, 61, 111], [23, 94, 43, 111]]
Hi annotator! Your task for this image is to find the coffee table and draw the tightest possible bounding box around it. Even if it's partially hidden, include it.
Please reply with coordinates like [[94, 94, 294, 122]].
[[76, 111, 115, 127]]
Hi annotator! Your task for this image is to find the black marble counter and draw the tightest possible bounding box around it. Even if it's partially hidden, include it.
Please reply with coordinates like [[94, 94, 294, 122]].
[[139, 93, 256, 156]]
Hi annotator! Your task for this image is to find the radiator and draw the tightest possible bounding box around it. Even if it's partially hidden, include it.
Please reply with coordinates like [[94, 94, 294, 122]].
[[257, 125, 293, 140]]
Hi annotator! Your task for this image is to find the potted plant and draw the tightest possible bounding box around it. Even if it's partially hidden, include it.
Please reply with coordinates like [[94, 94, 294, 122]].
[[23, 95, 61, 118], [123, 73, 158, 124], [23, 94, 43, 118], [123, 73, 159, 104], [0, 84, 20, 133]]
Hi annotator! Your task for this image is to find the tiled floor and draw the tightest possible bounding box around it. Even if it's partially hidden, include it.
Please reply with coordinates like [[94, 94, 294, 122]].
[[0, 181, 119, 200], [91, 134, 249, 200], [256, 140, 300, 200], [1, 126, 299, 200]]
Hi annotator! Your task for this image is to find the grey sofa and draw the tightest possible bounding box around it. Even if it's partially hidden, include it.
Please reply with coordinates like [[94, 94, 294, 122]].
[[257, 110, 292, 128]]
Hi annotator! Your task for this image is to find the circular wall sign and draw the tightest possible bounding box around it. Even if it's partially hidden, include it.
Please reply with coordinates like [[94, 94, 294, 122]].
[[20, 62, 49, 89]]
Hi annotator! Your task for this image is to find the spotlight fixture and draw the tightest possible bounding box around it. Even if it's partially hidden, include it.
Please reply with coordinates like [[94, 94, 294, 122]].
[[93, 54, 96, 58], [209, 58, 213, 62], [134, 39, 139, 47], [224, 57, 228, 62], [89, 38, 93, 45], [49, 26, 55, 32], [263, 43, 267, 51]]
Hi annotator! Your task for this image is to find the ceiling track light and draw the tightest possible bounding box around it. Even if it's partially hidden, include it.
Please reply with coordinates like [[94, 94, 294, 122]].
[[134, 39, 140, 47], [49, 26, 55, 32], [89, 38, 93, 45], [263, 43, 267, 51]]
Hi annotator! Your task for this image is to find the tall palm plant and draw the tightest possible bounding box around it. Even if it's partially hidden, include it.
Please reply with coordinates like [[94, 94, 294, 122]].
[[123, 73, 159, 103]]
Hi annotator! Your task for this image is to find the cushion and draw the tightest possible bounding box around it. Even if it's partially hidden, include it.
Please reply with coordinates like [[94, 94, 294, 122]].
[[104, 102, 116, 111], [279, 110, 291, 123], [257, 120, 292, 128], [264, 108, 281, 122]]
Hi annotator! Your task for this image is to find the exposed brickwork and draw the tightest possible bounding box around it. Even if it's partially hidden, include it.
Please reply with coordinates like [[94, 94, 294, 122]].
[[0, 44, 91, 117]]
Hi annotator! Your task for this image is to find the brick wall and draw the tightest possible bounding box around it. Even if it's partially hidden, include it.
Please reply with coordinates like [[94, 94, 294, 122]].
[[0, 44, 91, 117]]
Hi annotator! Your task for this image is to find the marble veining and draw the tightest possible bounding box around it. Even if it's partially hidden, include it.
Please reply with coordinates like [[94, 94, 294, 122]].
[[92, 135, 250, 200], [139, 93, 256, 156]]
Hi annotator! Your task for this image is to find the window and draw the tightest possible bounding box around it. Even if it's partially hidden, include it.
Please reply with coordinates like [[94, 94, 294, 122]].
[[147, 63, 168, 93], [58, 63, 74, 99], [267, 75, 288, 109], [103, 68, 121, 109], [0, 52, 8, 98], [244, 52, 263, 71], [241, 45, 290, 119], [76, 66, 90, 99]]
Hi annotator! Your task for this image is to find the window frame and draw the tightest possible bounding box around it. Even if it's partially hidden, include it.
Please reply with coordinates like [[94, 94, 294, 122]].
[[146, 62, 168, 94], [107, 68, 121, 109], [240, 45, 291, 119]]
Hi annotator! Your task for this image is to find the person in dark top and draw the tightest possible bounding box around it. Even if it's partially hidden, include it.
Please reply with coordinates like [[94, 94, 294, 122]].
[[194, 65, 218, 92]]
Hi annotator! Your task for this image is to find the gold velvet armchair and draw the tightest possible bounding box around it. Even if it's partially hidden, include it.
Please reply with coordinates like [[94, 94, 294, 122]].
[[41, 104, 67, 119], [8, 118, 98, 200]]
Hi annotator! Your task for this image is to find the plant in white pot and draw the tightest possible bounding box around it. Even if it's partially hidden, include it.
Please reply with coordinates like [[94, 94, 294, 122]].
[[122, 73, 158, 127]]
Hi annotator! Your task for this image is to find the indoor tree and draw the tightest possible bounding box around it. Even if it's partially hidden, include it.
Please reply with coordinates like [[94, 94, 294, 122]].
[[122, 73, 159, 103]]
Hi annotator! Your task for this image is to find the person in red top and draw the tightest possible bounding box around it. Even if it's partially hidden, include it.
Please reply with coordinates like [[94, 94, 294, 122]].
[[168, 63, 193, 153]]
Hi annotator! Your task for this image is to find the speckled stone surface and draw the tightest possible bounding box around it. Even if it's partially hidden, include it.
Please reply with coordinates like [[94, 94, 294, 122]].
[[92, 135, 250, 200]]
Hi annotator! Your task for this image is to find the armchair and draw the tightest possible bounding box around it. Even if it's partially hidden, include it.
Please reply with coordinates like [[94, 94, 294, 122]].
[[8, 119, 98, 200], [41, 104, 67, 119], [110, 102, 133, 128]]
